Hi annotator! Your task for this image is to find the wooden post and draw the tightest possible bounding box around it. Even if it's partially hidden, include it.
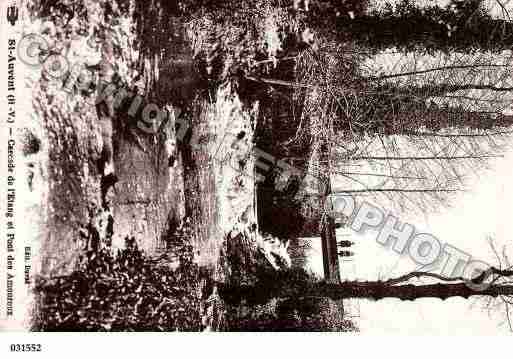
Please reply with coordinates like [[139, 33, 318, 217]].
[[320, 177, 341, 284], [318, 137, 340, 283]]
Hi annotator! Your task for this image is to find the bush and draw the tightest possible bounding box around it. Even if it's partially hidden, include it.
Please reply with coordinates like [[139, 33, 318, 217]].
[[224, 270, 357, 332], [32, 238, 204, 331]]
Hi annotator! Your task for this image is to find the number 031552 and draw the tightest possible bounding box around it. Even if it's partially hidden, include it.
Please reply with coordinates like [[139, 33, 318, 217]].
[[10, 344, 42, 352]]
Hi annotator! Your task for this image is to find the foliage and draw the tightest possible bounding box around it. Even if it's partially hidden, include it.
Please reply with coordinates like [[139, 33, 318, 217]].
[[32, 239, 204, 331], [338, 0, 512, 54], [257, 169, 306, 238], [225, 297, 356, 332], [223, 266, 357, 331], [220, 257, 321, 306]]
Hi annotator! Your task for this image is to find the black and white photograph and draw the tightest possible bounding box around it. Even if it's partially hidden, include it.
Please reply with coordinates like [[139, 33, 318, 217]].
[[2, 0, 513, 341]]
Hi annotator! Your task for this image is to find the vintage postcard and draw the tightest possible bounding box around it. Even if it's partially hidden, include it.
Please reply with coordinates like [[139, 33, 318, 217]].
[[1, 0, 513, 342]]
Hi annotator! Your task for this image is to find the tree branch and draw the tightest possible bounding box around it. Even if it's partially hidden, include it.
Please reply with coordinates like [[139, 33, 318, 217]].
[[346, 155, 502, 161], [368, 64, 509, 81]]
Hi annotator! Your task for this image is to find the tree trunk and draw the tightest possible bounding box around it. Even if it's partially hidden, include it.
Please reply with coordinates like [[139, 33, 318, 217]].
[[217, 280, 513, 304], [318, 166, 340, 284], [314, 282, 513, 301]]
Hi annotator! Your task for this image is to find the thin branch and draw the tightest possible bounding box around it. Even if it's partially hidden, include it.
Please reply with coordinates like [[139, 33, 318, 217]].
[[368, 64, 510, 81], [383, 271, 468, 286], [346, 155, 502, 161], [330, 189, 460, 194], [403, 131, 513, 138]]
